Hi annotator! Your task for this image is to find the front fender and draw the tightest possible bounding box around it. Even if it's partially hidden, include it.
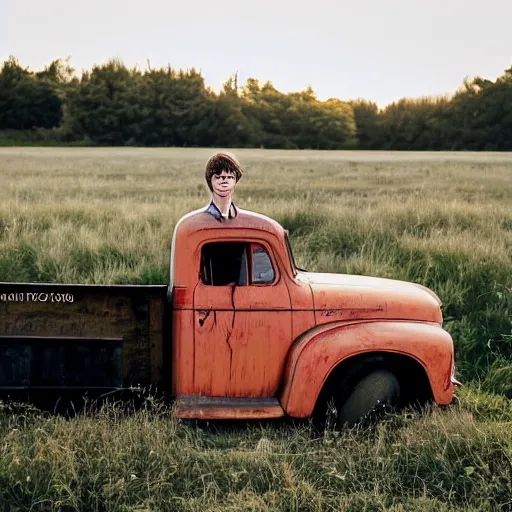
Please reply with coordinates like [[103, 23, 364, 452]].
[[279, 320, 455, 418]]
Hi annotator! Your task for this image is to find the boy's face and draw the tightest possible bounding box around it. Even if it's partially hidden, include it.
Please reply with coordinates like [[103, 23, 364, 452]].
[[211, 170, 237, 198]]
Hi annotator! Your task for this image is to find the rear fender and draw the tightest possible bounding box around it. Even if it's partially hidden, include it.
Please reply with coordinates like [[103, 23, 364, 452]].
[[279, 320, 455, 418]]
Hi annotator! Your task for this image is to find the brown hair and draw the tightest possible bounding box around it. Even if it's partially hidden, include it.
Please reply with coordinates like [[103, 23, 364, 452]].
[[204, 152, 243, 192]]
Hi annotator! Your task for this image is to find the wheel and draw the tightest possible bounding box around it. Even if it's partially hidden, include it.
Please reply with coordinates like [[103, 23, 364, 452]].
[[332, 368, 400, 428]]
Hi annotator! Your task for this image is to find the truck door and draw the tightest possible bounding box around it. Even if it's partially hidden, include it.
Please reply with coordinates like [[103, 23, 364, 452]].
[[193, 239, 292, 397]]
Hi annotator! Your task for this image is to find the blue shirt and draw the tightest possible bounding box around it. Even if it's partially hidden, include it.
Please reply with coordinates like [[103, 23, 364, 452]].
[[205, 200, 238, 221]]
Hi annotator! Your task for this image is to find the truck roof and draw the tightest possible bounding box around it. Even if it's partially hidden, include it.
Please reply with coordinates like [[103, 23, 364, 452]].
[[169, 206, 290, 289], [173, 206, 287, 239]]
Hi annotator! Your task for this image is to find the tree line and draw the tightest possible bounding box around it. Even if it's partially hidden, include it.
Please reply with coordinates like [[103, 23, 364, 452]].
[[1, 56, 511, 150]]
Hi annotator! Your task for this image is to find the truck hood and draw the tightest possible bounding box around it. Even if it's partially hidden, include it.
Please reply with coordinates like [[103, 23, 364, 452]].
[[297, 271, 443, 324]]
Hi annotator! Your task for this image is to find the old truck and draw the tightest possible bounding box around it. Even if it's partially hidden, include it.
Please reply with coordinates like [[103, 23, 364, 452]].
[[0, 207, 460, 425]]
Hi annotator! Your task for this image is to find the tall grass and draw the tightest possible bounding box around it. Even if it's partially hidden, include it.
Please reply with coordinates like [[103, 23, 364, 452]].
[[1, 148, 510, 383], [0, 148, 511, 511]]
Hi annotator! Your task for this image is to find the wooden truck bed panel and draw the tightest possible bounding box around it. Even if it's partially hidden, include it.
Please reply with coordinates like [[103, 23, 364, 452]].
[[0, 283, 169, 391]]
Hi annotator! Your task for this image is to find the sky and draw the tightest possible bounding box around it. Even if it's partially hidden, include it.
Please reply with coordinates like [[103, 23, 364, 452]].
[[2, 0, 512, 107]]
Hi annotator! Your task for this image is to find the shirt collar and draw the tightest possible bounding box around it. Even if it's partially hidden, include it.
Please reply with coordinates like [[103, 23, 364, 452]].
[[205, 200, 238, 221]]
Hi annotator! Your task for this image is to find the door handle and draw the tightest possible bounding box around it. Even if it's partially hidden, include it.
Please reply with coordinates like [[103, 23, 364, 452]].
[[198, 310, 210, 326]]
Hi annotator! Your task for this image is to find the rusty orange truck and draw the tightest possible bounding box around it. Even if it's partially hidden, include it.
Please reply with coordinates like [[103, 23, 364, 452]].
[[0, 207, 460, 425]]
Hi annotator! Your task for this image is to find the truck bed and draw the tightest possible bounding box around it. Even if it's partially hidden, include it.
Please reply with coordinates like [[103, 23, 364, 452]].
[[0, 282, 169, 398]]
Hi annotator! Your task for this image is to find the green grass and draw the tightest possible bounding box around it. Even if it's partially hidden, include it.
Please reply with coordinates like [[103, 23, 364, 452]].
[[0, 147, 511, 510], [1, 387, 511, 511]]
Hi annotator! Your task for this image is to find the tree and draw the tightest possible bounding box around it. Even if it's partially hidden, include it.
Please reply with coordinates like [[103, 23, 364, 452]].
[[0, 56, 63, 130], [211, 75, 258, 147], [350, 99, 380, 149], [67, 59, 143, 145]]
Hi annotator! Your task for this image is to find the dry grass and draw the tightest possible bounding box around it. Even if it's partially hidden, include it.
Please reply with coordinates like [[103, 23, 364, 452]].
[[1, 148, 510, 278]]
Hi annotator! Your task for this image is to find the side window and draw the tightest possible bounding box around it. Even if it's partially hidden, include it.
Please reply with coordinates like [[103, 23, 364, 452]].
[[200, 242, 275, 286], [251, 243, 275, 284], [200, 242, 247, 286]]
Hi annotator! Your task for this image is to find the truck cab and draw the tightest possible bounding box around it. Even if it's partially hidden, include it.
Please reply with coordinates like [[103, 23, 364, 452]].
[[168, 206, 459, 424]]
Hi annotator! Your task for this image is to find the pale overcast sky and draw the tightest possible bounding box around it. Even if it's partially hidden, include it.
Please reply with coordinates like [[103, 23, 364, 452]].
[[2, 0, 511, 107]]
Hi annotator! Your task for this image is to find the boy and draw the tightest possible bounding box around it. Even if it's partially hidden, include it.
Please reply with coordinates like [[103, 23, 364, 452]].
[[204, 152, 243, 221]]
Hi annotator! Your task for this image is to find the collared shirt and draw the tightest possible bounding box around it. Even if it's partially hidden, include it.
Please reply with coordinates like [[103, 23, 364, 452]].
[[205, 200, 238, 221]]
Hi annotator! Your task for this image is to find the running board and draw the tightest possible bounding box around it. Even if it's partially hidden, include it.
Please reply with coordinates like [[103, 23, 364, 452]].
[[174, 395, 285, 419]]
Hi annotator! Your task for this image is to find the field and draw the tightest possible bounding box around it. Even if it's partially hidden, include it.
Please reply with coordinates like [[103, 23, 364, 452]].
[[0, 148, 511, 511]]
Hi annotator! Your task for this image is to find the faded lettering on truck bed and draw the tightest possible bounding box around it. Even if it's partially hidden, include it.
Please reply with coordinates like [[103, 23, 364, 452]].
[[1, 292, 75, 303]]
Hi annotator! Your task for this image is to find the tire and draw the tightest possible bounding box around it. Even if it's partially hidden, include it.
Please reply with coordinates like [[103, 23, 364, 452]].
[[334, 368, 400, 428]]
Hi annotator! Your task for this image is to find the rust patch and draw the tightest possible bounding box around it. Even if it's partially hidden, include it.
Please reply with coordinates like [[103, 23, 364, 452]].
[[320, 306, 386, 317]]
